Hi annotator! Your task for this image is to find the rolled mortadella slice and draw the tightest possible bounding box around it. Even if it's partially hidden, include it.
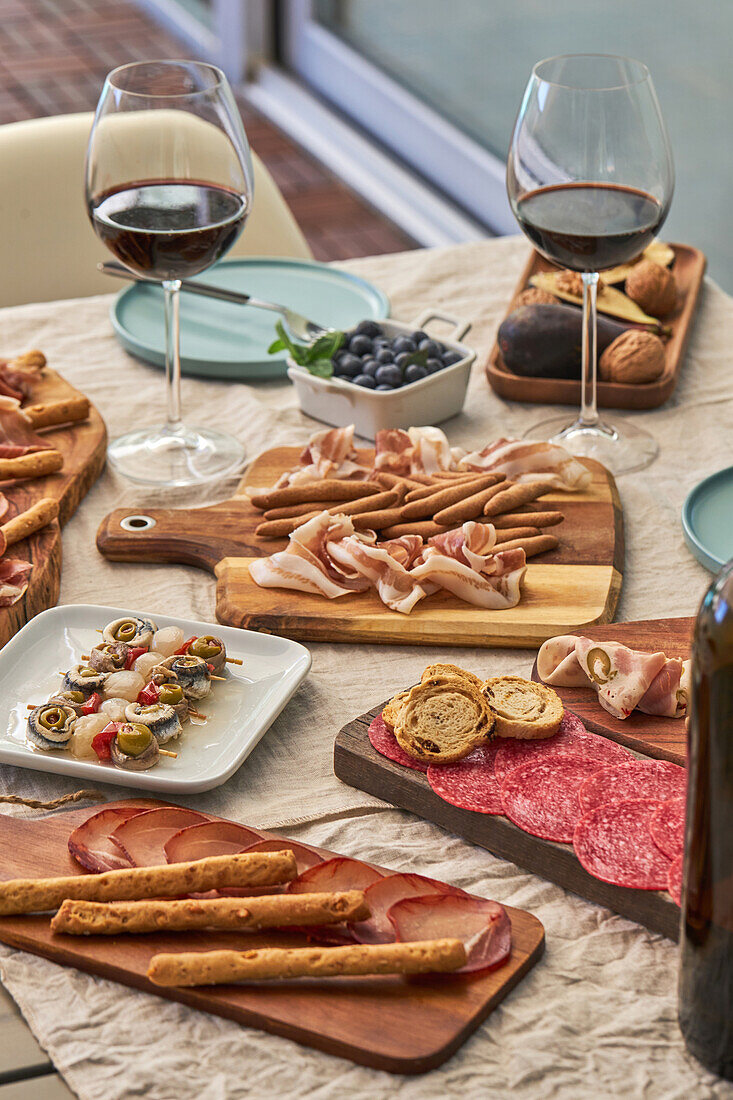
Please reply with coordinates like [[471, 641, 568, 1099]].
[[637, 656, 687, 718], [536, 635, 591, 687], [574, 638, 668, 720]]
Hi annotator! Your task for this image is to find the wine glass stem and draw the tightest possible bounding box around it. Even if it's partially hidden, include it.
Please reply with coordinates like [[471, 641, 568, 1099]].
[[578, 271, 600, 427], [162, 279, 183, 434]]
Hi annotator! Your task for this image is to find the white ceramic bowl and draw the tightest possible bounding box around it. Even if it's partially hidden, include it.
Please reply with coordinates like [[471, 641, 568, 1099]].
[[287, 310, 475, 441]]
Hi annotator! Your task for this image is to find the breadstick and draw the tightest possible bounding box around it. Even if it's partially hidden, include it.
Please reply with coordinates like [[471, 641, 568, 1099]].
[[400, 474, 500, 520], [381, 520, 449, 539], [0, 852, 296, 916], [147, 938, 466, 987], [8, 350, 46, 371], [0, 450, 63, 481], [431, 471, 485, 481], [262, 500, 341, 521], [404, 474, 496, 503], [433, 481, 508, 526], [483, 481, 550, 516], [498, 534, 559, 557], [494, 526, 540, 543], [1, 497, 58, 548], [250, 480, 380, 510], [51, 890, 369, 936], [373, 471, 426, 491], [24, 397, 90, 429], [256, 512, 320, 539], [352, 506, 410, 531], [492, 510, 564, 529]]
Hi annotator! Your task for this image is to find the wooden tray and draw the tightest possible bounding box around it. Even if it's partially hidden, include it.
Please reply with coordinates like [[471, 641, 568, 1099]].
[[96, 446, 623, 650], [0, 799, 545, 1074], [486, 243, 706, 409], [0, 369, 106, 649], [530, 616, 692, 766]]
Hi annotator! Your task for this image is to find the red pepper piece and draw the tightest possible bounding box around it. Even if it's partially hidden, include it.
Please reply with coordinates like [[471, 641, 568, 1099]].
[[80, 692, 102, 716], [124, 646, 148, 670], [174, 636, 197, 656], [137, 681, 160, 706], [91, 723, 120, 762]]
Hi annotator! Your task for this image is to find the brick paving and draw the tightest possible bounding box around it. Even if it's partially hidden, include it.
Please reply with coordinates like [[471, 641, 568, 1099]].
[[0, 0, 416, 260]]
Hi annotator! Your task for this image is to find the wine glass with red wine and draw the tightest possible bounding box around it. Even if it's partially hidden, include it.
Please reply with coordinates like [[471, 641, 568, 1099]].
[[86, 60, 253, 486], [507, 55, 674, 475]]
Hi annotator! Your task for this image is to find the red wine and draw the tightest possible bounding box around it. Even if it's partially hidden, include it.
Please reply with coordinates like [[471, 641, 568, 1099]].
[[90, 180, 248, 281], [679, 561, 733, 1079], [515, 182, 665, 272]]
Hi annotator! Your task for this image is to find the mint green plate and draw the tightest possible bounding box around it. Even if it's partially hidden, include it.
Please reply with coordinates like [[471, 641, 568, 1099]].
[[682, 466, 733, 573], [111, 257, 390, 380]]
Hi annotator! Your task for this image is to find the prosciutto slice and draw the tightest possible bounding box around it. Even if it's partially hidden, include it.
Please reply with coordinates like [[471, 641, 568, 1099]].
[[575, 639, 669, 720], [0, 558, 32, 606], [388, 893, 512, 974], [164, 821, 262, 863], [243, 838, 324, 875], [536, 634, 590, 687], [250, 512, 371, 599], [287, 857, 384, 944], [274, 425, 368, 487], [0, 356, 43, 401], [411, 522, 526, 609], [328, 535, 430, 613], [0, 395, 53, 458], [638, 656, 687, 717], [68, 806, 147, 872], [349, 873, 467, 945], [111, 807, 210, 866], [458, 438, 591, 491], [374, 426, 454, 475]]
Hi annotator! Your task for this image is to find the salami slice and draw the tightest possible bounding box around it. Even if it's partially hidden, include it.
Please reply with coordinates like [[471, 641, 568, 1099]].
[[668, 853, 684, 906], [650, 796, 686, 860], [164, 821, 262, 863], [578, 759, 686, 815], [427, 742, 502, 814], [68, 807, 147, 872], [243, 838, 324, 875], [494, 711, 631, 779], [350, 872, 467, 945], [111, 807, 210, 866], [388, 893, 512, 973], [573, 798, 672, 890], [500, 753, 603, 842], [288, 857, 384, 945], [368, 712, 428, 773]]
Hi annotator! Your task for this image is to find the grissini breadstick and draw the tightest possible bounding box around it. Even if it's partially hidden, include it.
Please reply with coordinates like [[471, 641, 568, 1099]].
[[400, 475, 499, 520], [51, 890, 369, 936], [431, 471, 486, 481], [0, 852, 296, 916], [404, 474, 499, 502], [1, 497, 58, 549], [261, 489, 401, 522], [380, 520, 449, 539], [493, 526, 540, 543], [8, 350, 46, 371], [147, 938, 467, 986], [262, 501, 345, 521], [496, 534, 559, 557], [373, 471, 426, 491], [255, 513, 320, 539], [250, 481, 380, 510], [483, 481, 549, 516], [404, 472, 439, 485], [433, 481, 508, 526], [0, 450, 63, 480], [351, 506, 411, 531], [24, 397, 90, 429], [492, 510, 564, 529]]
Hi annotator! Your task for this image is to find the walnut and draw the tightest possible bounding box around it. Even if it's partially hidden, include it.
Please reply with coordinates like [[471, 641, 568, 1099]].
[[515, 287, 557, 307], [625, 260, 677, 317], [554, 270, 584, 297], [599, 330, 666, 384]]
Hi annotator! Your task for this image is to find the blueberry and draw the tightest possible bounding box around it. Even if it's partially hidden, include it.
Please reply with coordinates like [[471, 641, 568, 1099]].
[[353, 373, 377, 388], [395, 351, 414, 369], [361, 357, 379, 376], [392, 336, 416, 355], [376, 384, 395, 391], [375, 364, 403, 388], [418, 338, 442, 357], [442, 350, 463, 366], [349, 334, 373, 356], [411, 330, 429, 344], [425, 357, 444, 374], [404, 364, 428, 384], [335, 353, 363, 378], [376, 347, 394, 364], [355, 320, 382, 338]]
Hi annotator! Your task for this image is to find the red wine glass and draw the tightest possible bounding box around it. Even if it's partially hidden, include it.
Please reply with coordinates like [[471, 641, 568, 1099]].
[[86, 60, 253, 486], [507, 55, 674, 475]]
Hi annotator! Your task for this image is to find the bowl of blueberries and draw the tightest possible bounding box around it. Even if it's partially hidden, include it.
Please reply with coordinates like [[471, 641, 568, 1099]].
[[286, 310, 474, 440]]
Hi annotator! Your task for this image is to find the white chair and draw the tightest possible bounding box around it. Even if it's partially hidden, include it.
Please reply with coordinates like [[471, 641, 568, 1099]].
[[0, 112, 312, 307]]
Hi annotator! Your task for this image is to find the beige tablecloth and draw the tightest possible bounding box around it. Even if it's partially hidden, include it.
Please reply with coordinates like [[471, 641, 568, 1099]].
[[1, 236, 732, 1098]]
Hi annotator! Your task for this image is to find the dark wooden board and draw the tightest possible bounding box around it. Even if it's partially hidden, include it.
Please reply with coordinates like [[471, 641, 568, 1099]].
[[530, 617, 692, 765], [0, 368, 107, 649], [334, 706, 682, 942], [97, 446, 623, 649], [486, 243, 706, 409], [0, 799, 545, 1074]]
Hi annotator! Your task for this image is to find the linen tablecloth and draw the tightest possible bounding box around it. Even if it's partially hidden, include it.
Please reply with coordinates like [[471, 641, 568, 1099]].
[[0, 236, 732, 1098]]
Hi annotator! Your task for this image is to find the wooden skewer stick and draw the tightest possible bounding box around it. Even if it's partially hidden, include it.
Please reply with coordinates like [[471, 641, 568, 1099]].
[[226, 657, 243, 666], [210, 675, 226, 682], [159, 749, 178, 758], [188, 710, 207, 719]]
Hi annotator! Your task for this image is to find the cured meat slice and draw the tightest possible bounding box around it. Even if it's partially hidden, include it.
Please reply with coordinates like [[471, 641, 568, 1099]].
[[668, 853, 684, 905], [288, 857, 384, 944], [494, 710, 631, 779], [328, 535, 429, 613], [368, 713, 428, 773], [350, 873, 467, 945], [410, 526, 526, 610], [0, 559, 33, 607], [574, 639, 667, 720], [458, 438, 591, 490], [536, 635, 590, 687], [68, 806, 147, 872], [111, 807, 210, 866], [427, 742, 503, 814], [388, 893, 512, 973], [164, 821, 262, 863], [638, 657, 687, 717], [573, 799, 672, 890], [501, 753, 603, 842], [649, 796, 686, 860], [243, 838, 324, 875], [578, 759, 686, 815]]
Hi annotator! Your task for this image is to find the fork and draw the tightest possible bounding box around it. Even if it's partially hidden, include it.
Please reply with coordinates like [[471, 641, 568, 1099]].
[[98, 260, 330, 342]]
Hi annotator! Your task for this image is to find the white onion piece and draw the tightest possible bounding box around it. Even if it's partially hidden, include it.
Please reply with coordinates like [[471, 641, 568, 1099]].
[[70, 714, 109, 759], [153, 627, 185, 657], [134, 651, 165, 680], [103, 670, 145, 703], [100, 697, 129, 722]]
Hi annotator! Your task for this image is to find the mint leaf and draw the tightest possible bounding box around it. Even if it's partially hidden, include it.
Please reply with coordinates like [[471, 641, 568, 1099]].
[[403, 348, 429, 369], [306, 330, 344, 364], [267, 337, 288, 354], [306, 358, 334, 378]]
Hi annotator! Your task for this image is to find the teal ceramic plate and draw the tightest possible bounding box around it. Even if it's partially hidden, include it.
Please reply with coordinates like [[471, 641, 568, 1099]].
[[682, 466, 733, 573], [111, 257, 390, 380]]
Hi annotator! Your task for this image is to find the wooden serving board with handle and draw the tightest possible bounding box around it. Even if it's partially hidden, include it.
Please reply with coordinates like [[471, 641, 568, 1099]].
[[97, 446, 623, 649], [0, 368, 106, 649], [0, 799, 544, 1074], [486, 242, 706, 410]]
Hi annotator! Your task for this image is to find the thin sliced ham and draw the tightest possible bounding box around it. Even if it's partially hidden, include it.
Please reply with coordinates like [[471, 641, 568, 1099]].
[[388, 893, 512, 974], [459, 438, 591, 491], [287, 857, 384, 944], [374, 426, 453, 475], [328, 535, 430, 613], [536, 634, 590, 687], [350, 873, 467, 945], [68, 806, 148, 872], [0, 395, 53, 456], [0, 357, 43, 401], [411, 523, 526, 609], [243, 838, 324, 875], [0, 558, 32, 606], [250, 512, 371, 599], [379, 534, 424, 569], [275, 425, 368, 487], [638, 656, 687, 717], [164, 821, 261, 863], [575, 639, 668, 719], [373, 428, 414, 475], [111, 807, 210, 866]]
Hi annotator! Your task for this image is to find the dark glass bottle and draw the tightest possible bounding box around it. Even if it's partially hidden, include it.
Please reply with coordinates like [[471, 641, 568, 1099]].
[[679, 559, 733, 1077]]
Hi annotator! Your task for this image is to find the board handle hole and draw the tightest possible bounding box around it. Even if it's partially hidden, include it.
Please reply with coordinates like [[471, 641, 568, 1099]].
[[120, 514, 156, 532]]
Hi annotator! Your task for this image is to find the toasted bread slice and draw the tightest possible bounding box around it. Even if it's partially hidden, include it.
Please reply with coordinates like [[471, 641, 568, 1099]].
[[382, 690, 410, 730], [394, 681, 495, 764], [421, 663, 483, 690], [481, 676, 563, 740]]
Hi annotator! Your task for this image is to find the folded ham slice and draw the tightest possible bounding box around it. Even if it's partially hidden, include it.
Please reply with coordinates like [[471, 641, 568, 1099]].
[[374, 426, 454, 475], [458, 438, 591, 491], [638, 656, 687, 718], [274, 425, 368, 488], [0, 395, 53, 458], [0, 558, 32, 606], [328, 535, 430, 613], [388, 893, 512, 974], [68, 807, 147, 872], [0, 356, 43, 402], [574, 638, 668, 720], [410, 522, 526, 609], [536, 634, 590, 687], [250, 512, 372, 599]]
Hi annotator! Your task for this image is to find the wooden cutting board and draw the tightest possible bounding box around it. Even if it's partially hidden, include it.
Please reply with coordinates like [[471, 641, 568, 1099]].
[[0, 369, 106, 648], [96, 446, 623, 649], [486, 242, 706, 410], [530, 617, 693, 765], [0, 799, 545, 1074]]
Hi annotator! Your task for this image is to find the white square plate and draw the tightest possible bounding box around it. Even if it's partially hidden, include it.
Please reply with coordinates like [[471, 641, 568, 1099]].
[[0, 605, 311, 794]]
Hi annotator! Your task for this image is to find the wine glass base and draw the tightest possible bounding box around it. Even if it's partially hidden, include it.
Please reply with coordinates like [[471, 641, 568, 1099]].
[[523, 415, 658, 476], [107, 425, 246, 487]]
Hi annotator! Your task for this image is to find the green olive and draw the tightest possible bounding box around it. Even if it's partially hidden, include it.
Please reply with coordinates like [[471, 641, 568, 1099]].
[[116, 723, 153, 757], [65, 691, 86, 704], [79, 667, 98, 679], [114, 621, 137, 642], [40, 708, 65, 730], [176, 656, 198, 668], [586, 647, 616, 686], [190, 636, 221, 659], [159, 684, 183, 705]]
